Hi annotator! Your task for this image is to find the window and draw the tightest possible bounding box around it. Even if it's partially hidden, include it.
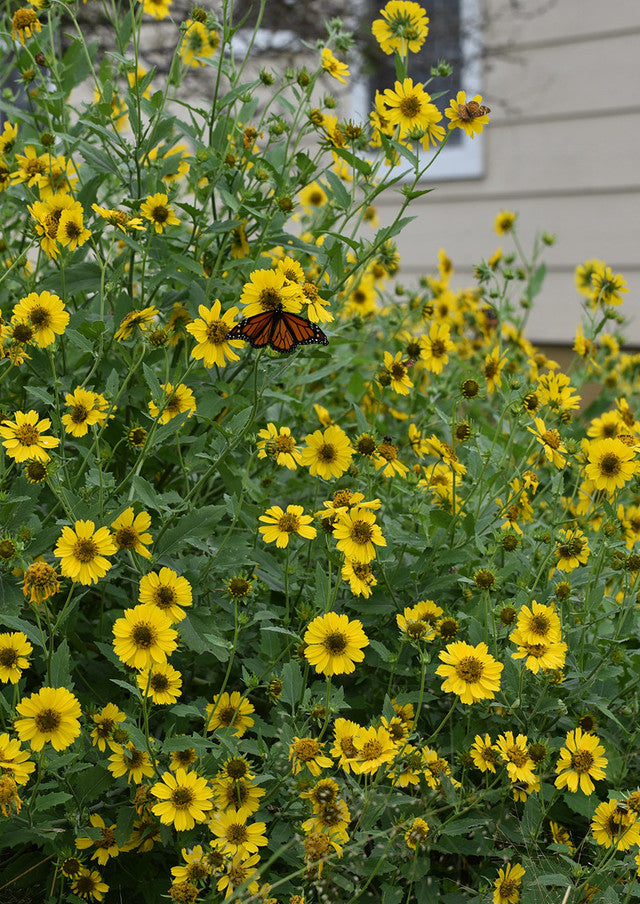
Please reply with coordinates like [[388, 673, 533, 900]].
[[352, 0, 484, 181]]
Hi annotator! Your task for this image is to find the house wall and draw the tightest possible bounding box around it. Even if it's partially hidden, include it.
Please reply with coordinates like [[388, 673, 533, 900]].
[[373, 0, 640, 345]]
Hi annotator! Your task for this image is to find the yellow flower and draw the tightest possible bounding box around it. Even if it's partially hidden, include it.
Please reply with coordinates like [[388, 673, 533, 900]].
[[76, 814, 120, 866], [0, 410, 60, 462], [61, 388, 109, 437], [493, 863, 525, 904], [12, 7, 41, 44], [107, 742, 154, 784], [382, 351, 413, 394], [554, 728, 607, 795], [483, 346, 508, 394], [303, 612, 369, 676], [11, 291, 69, 347], [112, 604, 178, 669], [0, 733, 36, 785], [114, 306, 159, 340], [257, 423, 303, 470], [137, 661, 182, 704], [591, 799, 640, 850], [170, 845, 212, 883], [57, 205, 91, 250], [186, 300, 243, 367], [554, 528, 590, 572], [151, 768, 213, 831], [372, 439, 409, 478], [301, 425, 353, 479], [239, 267, 303, 317], [405, 817, 429, 850], [584, 437, 636, 493], [494, 210, 517, 235], [54, 520, 116, 585], [22, 560, 59, 604], [289, 736, 333, 776], [210, 810, 268, 858], [495, 732, 536, 784], [332, 507, 386, 564], [382, 79, 440, 139], [0, 632, 32, 684], [351, 725, 397, 775], [141, 0, 172, 21], [90, 703, 126, 752], [341, 559, 377, 598], [321, 48, 350, 84], [148, 382, 196, 424], [111, 507, 153, 559], [140, 192, 180, 232], [420, 322, 455, 374], [371, 1, 429, 55], [527, 417, 567, 469], [511, 601, 561, 646], [445, 91, 490, 138], [470, 734, 498, 773], [206, 691, 255, 737], [436, 641, 503, 705], [258, 504, 317, 548], [590, 262, 628, 307], [71, 868, 109, 902], [138, 568, 193, 623], [299, 181, 329, 212], [179, 19, 216, 67], [15, 686, 81, 751]]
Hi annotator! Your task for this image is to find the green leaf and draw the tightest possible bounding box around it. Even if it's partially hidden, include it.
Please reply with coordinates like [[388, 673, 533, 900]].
[[280, 660, 304, 712], [50, 639, 72, 688]]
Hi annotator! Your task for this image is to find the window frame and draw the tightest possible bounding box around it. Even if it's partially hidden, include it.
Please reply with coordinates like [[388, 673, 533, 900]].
[[350, 0, 485, 182]]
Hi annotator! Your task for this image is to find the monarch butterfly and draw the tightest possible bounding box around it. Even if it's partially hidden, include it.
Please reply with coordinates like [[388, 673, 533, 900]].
[[227, 305, 329, 354]]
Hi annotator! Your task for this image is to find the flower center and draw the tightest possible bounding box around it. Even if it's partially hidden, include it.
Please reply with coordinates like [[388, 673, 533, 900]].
[[543, 430, 561, 450], [324, 631, 347, 654], [73, 538, 98, 563], [600, 452, 621, 475], [155, 586, 176, 608], [351, 521, 373, 544], [217, 706, 237, 726], [15, 424, 40, 447], [132, 625, 154, 648], [34, 707, 61, 733], [225, 759, 248, 779], [295, 739, 320, 761], [274, 435, 295, 452], [206, 320, 228, 343], [530, 615, 550, 635], [571, 750, 595, 773], [186, 862, 209, 881], [150, 674, 170, 692], [227, 823, 248, 844], [71, 405, 89, 424], [259, 288, 282, 311], [152, 205, 169, 224], [115, 526, 138, 549], [360, 739, 383, 760], [399, 95, 421, 119], [171, 787, 195, 809], [0, 649, 18, 668], [278, 513, 300, 533], [506, 746, 529, 767], [28, 305, 51, 328], [455, 656, 482, 683], [318, 443, 337, 463]]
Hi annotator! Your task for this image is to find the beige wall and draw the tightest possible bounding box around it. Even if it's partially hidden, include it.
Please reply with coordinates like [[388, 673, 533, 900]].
[[376, 0, 640, 345]]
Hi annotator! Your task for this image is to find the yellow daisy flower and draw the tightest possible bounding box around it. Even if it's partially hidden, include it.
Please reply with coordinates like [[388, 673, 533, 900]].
[[258, 504, 317, 548], [321, 48, 350, 84], [303, 612, 369, 676], [148, 382, 196, 424], [111, 507, 153, 559], [584, 437, 636, 493], [112, 604, 178, 669], [186, 300, 243, 367], [71, 868, 109, 902], [371, 1, 429, 55], [554, 728, 607, 795], [301, 425, 353, 479], [436, 641, 503, 705], [493, 863, 525, 904], [15, 686, 81, 751], [75, 814, 120, 866], [257, 423, 303, 470], [289, 736, 333, 776], [137, 661, 182, 704], [107, 742, 154, 784], [591, 799, 640, 850], [0, 410, 60, 462], [332, 507, 386, 564], [138, 568, 193, 623], [140, 192, 180, 232], [206, 691, 255, 737], [54, 520, 117, 585], [11, 291, 69, 347], [209, 809, 268, 858], [0, 632, 32, 684], [150, 768, 213, 831]]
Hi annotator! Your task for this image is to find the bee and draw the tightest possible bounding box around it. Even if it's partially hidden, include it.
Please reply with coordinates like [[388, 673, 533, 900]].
[[457, 100, 490, 121]]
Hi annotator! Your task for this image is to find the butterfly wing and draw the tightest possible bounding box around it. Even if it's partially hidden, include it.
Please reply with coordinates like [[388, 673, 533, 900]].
[[227, 309, 329, 353], [226, 310, 276, 349], [270, 311, 329, 353]]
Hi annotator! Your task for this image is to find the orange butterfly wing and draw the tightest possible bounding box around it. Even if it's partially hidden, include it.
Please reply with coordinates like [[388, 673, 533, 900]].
[[227, 309, 328, 353]]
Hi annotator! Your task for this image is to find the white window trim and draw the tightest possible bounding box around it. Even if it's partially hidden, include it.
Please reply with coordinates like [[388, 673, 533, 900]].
[[351, 0, 485, 182]]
